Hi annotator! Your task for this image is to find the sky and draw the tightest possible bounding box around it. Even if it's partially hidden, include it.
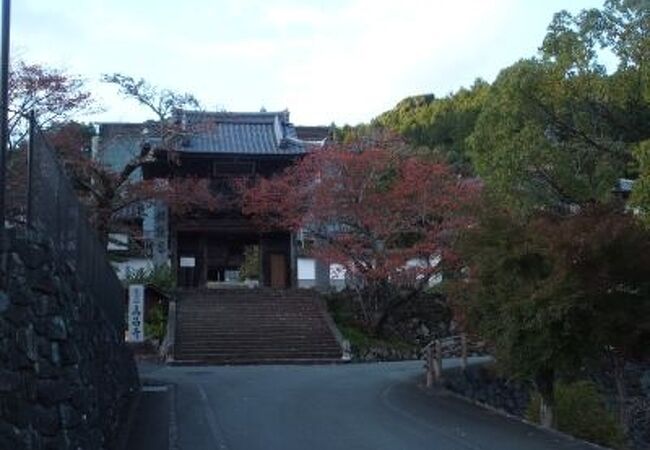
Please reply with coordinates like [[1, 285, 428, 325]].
[[13, 0, 605, 126]]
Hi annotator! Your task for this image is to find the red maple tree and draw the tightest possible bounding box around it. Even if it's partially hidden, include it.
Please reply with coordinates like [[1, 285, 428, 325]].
[[241, 138, 479, 332], [5, 67, 220, 245], [45, 122, 219, 244]]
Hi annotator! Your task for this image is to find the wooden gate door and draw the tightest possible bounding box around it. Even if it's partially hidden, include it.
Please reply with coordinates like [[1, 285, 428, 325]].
[[270, 253, 287, 288]]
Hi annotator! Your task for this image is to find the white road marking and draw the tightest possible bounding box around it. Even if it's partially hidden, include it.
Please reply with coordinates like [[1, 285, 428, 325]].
[[197, 383, 229, 450], [379, 383, 482, 450], [142, 385, 169, 393], [169, 384, 179, 450]]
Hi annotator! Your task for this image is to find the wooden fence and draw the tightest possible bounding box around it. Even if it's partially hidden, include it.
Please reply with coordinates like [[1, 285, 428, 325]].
[[423, 334, 487, 387]]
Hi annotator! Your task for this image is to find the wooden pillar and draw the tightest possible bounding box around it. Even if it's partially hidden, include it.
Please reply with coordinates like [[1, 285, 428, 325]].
[[170, 224, 178, 288], [461, 333, 468, 372], [426, 345, 434, 388], [433, 341, 442, 381]]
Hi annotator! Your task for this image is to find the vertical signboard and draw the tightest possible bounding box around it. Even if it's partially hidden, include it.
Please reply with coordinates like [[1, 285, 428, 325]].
[[127, 284, 145, 342]]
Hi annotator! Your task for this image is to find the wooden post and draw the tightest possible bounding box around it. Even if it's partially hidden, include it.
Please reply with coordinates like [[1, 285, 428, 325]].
[[426, 345, 434, 387], [433, 340, 442, 381], [461, 333, 468, 372]]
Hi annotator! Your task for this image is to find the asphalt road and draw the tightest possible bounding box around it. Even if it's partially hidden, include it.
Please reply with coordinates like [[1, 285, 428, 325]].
[[129, 360, 599, 450]]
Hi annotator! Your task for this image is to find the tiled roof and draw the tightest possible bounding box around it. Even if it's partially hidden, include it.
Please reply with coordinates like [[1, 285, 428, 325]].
[[177, 110, 307, 155], [295, 126, 332, 142], [95, 111, 310, 173]]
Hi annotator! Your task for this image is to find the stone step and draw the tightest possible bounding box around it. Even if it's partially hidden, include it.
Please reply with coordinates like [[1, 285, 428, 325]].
[[176, 338, 340, 345], [178, 307, 323, 313], [175, 331, 339, 339], [174, 356, 344, 363], [176, 338, 338, 346], [176, 347, 341, 354], [176, 311, 322, 322], [178, 306, 323, 311], [174, 350, 343, 359], [177, 322, 330, 328], [178, 289, 319, 296], [175, 316, 329, 323], [177, 329, 335, 336], [179, 297, 321, 303], [176, 315, 323, 326], [178, 324, 327, 330], [173, 289, 343, 365]]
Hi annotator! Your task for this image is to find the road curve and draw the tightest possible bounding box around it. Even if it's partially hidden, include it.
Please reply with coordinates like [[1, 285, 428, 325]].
[[134, 360, 599, 450]]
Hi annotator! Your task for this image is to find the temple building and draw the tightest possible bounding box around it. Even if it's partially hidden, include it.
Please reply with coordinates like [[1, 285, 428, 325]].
[[93, 110, 334, 289]]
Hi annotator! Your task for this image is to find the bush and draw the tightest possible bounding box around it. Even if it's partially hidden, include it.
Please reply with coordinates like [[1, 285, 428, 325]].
[[144, 303, 167, 341], [527, 381, 625, 449], [125, 264, 176, 293], [239, 245, 260, 281], [126, 265, 173, 342]]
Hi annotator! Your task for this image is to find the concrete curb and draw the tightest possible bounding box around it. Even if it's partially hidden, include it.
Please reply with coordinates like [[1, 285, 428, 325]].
[[160, 297, 177, 363], [316, 295, 352, 362], [419, 380, 612, 450], [114, 388, 142, 450]]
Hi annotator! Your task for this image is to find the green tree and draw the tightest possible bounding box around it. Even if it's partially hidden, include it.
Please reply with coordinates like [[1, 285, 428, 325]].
[[469, 0, 650, 212], [631, 139, 650, 222], [527, 381, 624, 448], [458, 204, 650, 428], [374, 79, 490, 174]]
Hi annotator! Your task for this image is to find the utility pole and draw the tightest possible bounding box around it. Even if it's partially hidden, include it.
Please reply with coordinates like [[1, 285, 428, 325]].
[[0, 0, 10, 228]]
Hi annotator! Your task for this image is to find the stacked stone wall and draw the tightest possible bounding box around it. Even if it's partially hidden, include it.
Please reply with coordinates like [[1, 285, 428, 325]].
[[0, 230, 139, 449]]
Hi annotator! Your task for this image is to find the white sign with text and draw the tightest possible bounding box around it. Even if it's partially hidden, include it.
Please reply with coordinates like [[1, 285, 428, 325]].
[[179, 257, 196, 268], [127, 284, 145, 342]]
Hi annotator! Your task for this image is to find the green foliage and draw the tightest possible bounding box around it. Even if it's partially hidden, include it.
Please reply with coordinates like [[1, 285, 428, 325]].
[[457, 207, 584, 382], [338, 324, 413, 354], [325, 291, 414, 352], [239, 246, 260, 280], [457, 204, 650, 388], [631, 139, 650, 223], [144, 303, 167, 341], [374, 79, 490, 174], [468, 0, 650, 213], [527, 381, 625, 449], [125, 264, 176, 293], [333, 123, 384, 144], [371, 1, 650, 214], [468, 57, 637, 212]]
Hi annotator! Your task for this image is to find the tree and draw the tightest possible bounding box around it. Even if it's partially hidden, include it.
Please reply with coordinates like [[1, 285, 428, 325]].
[[102, 73, 200, 144], [241, 137, 479, 334], [374, 79, 490, 175], [5, 59, 93, 224], [36, 74, 218, 244], [9, 59, 93, 150], [631, 139, 650, 223], [469, 0, 649, 213], [457, 203, 650, 428]]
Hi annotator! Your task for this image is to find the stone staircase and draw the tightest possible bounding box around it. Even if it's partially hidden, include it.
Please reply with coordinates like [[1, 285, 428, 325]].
[[171, 289, 346, 364]]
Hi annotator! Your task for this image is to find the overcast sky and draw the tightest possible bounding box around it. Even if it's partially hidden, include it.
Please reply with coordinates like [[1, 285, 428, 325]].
[[14, 0, 603, 126]]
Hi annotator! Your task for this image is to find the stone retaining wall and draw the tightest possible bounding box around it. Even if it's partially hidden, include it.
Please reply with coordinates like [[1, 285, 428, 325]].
[[0, 230, 139, 449], [443, 363, 650, 450], [442, 365, 531, 417]]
